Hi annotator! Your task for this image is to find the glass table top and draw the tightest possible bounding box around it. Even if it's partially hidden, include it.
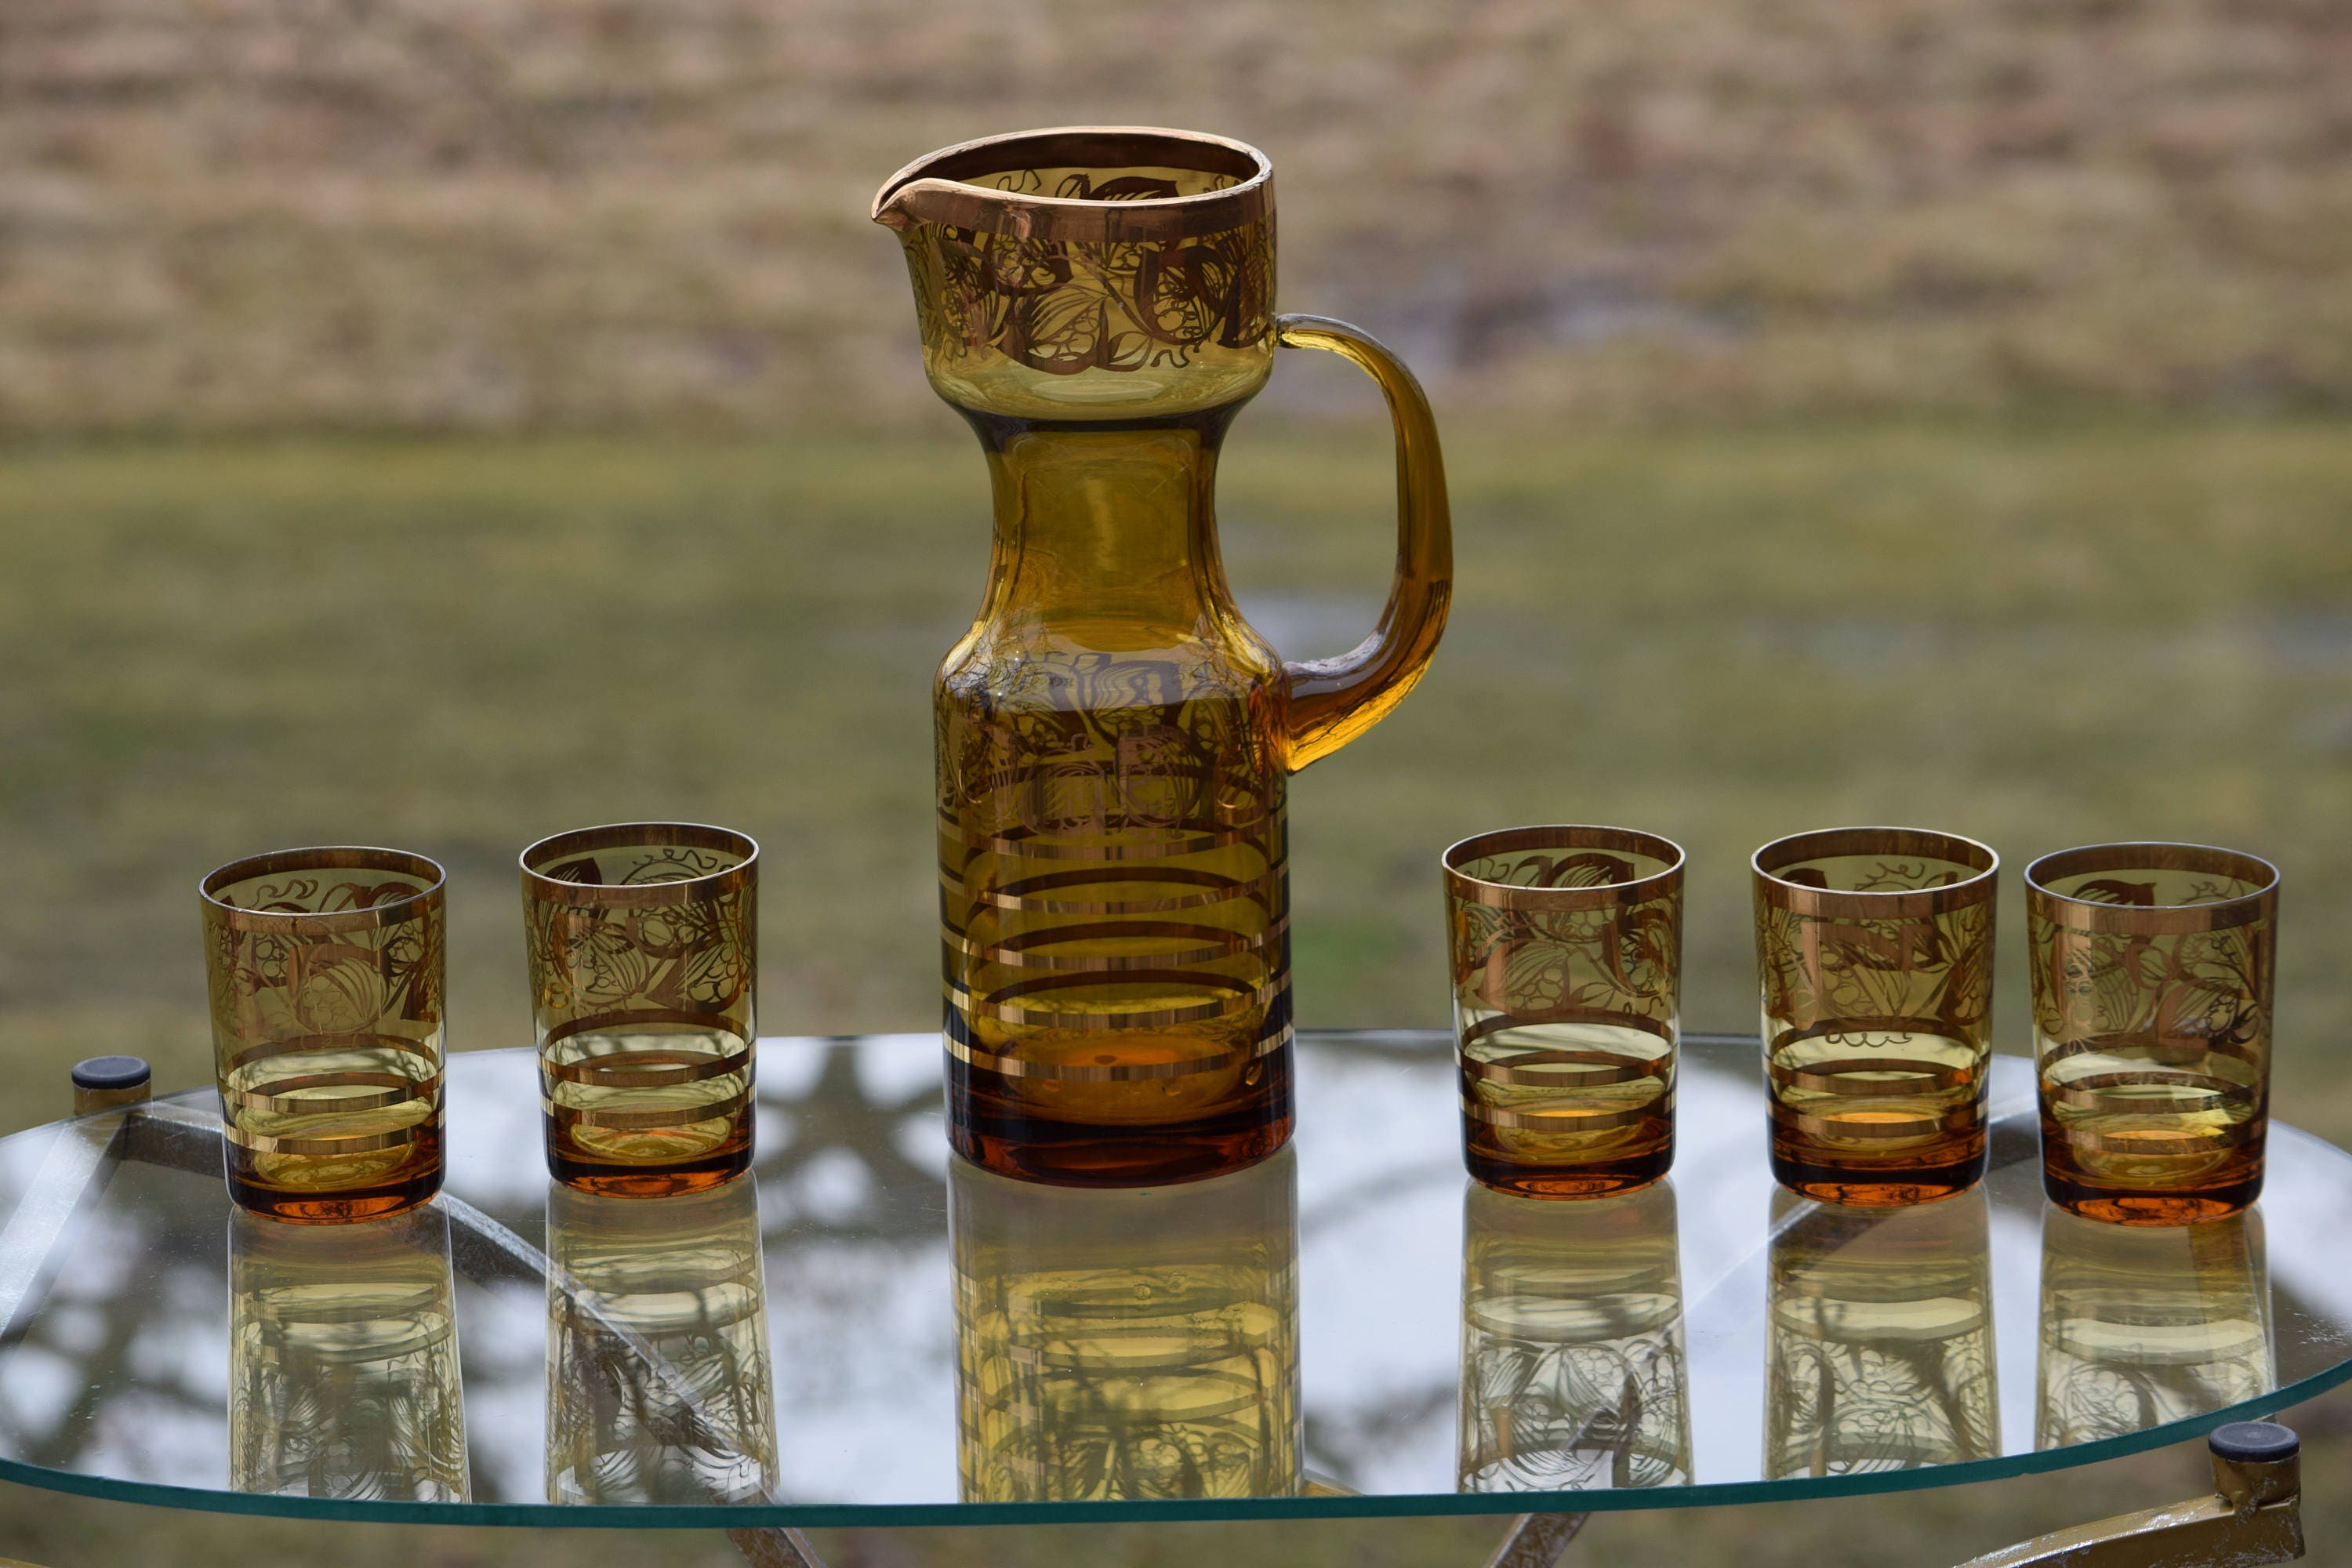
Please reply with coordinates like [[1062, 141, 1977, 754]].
[[0, 1031, 2345, 1530]]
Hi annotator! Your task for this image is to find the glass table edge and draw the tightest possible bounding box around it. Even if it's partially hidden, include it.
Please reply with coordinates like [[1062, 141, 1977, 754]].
[[0, 1363, 2343, 1530], [2, 1032, 2341, 1529]]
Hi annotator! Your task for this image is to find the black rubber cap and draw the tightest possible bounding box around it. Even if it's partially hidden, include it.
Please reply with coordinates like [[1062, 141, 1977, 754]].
[[71, 1055, 151, 1092], [2210, 1421, 2299, 1462]]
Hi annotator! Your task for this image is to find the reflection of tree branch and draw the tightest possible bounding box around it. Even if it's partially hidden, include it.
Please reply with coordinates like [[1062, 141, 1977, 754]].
[[1302, 1382, 1454, 1486]]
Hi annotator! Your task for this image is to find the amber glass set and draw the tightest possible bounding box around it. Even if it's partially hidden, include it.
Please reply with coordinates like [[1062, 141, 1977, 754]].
[[1445, 826, 2280, 1226], [201, 823, 759, 1223]]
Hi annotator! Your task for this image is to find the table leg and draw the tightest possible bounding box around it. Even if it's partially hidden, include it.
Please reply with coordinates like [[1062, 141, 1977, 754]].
[[1955, 1422, 2304, 1567], [728, 1526, 829, 1566], [1486, 1512, 1589, 1568]]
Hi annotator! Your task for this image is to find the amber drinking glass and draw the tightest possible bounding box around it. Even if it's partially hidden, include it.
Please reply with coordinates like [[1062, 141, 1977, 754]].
[[545, 1175, 776, 1504], [1751, 827, 1997, 1207], [1457, 1178, 1690, 1493], [2036, 1204, 2270, 1447], [2027, 842, 2278, 1225], [949, 1146, 1299, 1503], [1443, 827, 1683, 1200], [201, 848, 447, 1223], [522, 823, 757, 1198], [229, 1204, 469, 1501], [876, 128, 1453, 1189], [1765, 1188, 1998, 1477]]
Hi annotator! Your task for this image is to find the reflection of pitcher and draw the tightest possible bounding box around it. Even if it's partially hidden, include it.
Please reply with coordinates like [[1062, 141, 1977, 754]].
[[1458, 1180, 1690, 1493], [951, 1146, 1299, 1501], [1765, 1190, 1997, 1477], [228, 1205, 468, 1501], [2038, 1206, 2271, 1448], [546, 1178, 775, 1504], [875, 129, 1453, 1187]]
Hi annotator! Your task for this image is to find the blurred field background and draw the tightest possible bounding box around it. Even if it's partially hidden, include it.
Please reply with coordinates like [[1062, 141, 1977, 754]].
[[5, 1, 2352, 1565]]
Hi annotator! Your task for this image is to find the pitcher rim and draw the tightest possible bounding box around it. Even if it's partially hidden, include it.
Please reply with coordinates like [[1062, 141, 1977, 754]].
[[872, 125, 1273, 244]]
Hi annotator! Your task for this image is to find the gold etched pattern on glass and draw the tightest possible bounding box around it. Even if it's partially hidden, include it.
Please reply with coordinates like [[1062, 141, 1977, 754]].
[[201, 848, 446, 1223], [950, 1147, 1299, 1503], [228, 1205, 468, 1501], [1443, 827, 1683, 1200], [879, 133, 1274, 422], [877, 127, 1452, 1187], [1766, 1189, 1998, 1478], [1752, 828, 1998, 1207], [522, 823, 758, 1197], [545, 1176, 776, 1505], [2037, 1205, 2272, 1448], [1457, 1179, 1690, 1494], [2027, 843, 2278, 1226]]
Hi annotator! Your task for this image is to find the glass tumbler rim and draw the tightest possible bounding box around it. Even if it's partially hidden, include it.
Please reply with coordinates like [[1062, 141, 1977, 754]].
[[2025, 840, 2278, 934], [201, 846, 446, 935], [1751, 826, 1998, 918], [521, 822, 759, 907], [1443, 824, 1686, 909]]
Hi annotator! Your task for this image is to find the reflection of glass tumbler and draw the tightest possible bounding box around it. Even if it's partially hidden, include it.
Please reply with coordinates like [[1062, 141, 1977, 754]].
[[2037, 1205, 2271, 1448], [1458, 1179, 1690, 1493], [228, 1205, 468, 1501], [545, 1176, 775, 1504], [951, 1149, 1299, 1503], [1765, 1189, 1997, 1477]]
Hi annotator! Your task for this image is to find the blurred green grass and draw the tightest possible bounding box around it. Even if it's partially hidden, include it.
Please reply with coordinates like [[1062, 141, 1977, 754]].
[[5, 416, 2350, 1133], [2, 416, 2350, 1564]]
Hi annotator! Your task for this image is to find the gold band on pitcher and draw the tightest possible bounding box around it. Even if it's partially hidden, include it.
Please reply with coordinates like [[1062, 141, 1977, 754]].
[[942, 813, 1277, 863], [948, 1023, 1290, 1083], [875, 127, 1272, 245], [942, 862, 1285, 916], [950, 969, 1284, 1029], [945, 916, 1290, 971]]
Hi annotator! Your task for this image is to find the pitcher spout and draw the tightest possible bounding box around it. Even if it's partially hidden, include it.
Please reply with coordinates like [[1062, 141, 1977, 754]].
[[872, 126, 1278, 419]]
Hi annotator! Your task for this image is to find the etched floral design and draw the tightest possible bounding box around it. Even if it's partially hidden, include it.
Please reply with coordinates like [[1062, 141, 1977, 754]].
[[2030, 902, 2267, 1058], [1757, 896, 1993, 1044], [206, 877, 442, 1046], [900, 170, 1272, 380], [1453, 852, 1679, 1026], [525, 883, 752, 1022]]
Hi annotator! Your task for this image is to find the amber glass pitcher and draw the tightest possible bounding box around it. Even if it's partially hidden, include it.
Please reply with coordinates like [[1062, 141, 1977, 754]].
[[874, 127, 1452, 1187]]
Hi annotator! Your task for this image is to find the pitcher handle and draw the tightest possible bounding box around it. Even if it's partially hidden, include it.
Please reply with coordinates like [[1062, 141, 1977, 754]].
[[1271, 314, 1454, 771]]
